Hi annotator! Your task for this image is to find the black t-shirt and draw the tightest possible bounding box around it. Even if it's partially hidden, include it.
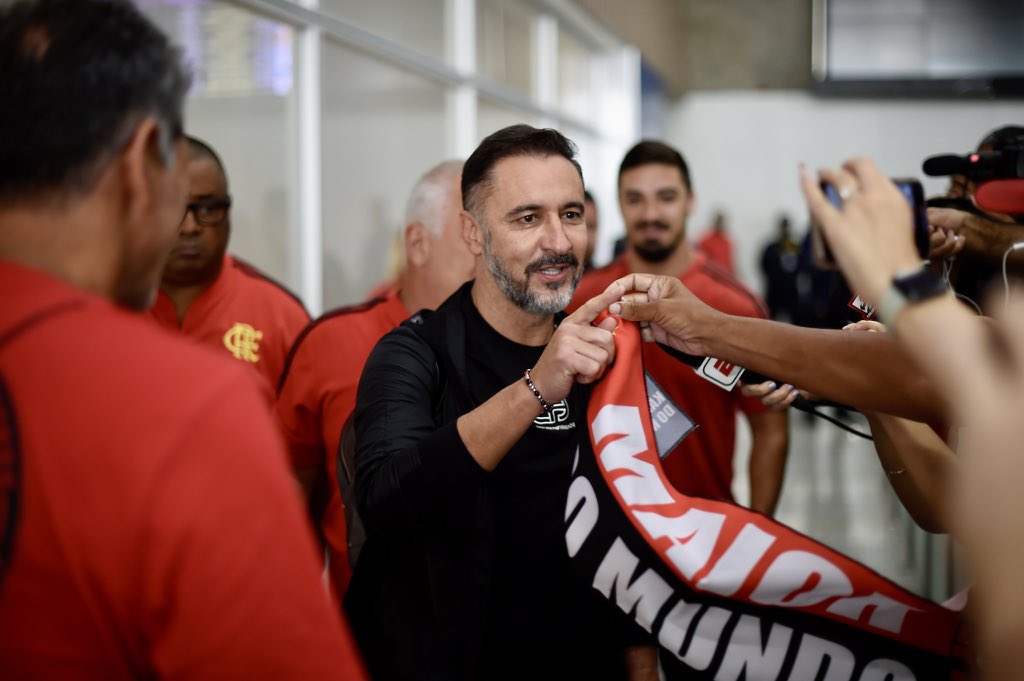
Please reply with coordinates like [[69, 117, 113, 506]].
[[462, 295, 624, 681]]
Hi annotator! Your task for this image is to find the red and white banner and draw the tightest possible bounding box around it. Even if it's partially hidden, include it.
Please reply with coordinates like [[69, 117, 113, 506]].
[[565, 320, 970, 680]]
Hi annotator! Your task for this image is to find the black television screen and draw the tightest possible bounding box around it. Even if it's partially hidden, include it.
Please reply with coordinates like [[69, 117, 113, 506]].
[[812, 0, 1024, 97]]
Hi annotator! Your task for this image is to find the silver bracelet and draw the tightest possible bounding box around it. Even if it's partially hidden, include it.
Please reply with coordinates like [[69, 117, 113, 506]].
[[523, 368, 552, 414]]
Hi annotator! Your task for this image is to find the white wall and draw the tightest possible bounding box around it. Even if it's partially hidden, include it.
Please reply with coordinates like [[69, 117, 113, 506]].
[[664, 90, 1024, 290]]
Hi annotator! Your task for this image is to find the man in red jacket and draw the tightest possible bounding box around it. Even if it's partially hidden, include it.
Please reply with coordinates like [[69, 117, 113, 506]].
[[572, 140, 789, 681], [0, 1, 365, 678], [276, 159, 473, 597], [572, 141, 789, 516], [148, 136, 310, 391]]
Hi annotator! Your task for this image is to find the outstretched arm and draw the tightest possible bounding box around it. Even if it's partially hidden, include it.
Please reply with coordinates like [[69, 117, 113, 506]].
[[608, 274, 946, 422], [798, 156, 1024, 677]]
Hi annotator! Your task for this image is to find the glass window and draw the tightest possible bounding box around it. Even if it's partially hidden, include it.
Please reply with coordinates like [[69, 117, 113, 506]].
[[477, 0, 535, 96], [477, 98, 538, 142], [137, 0, 294, 97], [317, 0, 447, 62], [137, 0, 300, 293], [321, 40, 448, 308], [557, 29, 593, 125]]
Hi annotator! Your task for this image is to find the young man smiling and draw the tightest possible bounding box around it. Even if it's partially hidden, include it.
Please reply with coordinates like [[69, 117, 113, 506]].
[[572, 141, 789, 520]]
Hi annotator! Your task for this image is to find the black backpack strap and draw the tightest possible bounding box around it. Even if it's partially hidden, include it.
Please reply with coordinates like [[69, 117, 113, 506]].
[[336, 411, 367, 569], [0, 297, 85, 585], [335, 325, 446, 572], [0, 373, 19, 582]]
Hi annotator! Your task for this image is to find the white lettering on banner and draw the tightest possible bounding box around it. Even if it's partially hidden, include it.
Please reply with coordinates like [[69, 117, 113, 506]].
[[593, 538, 674, 633], [715, 614, 792, 681], [698, 524, 776, 597], [859, 658, 915, 681], [592, 405, 674, 506], [750, 550, 854, 607], [582, 531, 919, 681], [591, 402, 922, 637], [789, 635, 855, 681], [681, 606, 732, 671], [658, 598, 702, 655], [632, 508, 726, 580], [826, 593, 921, 635], [565, 475, 599, 558]]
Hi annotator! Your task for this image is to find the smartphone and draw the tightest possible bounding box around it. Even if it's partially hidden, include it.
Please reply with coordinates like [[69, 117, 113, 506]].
[[811, 178, 929, 269]]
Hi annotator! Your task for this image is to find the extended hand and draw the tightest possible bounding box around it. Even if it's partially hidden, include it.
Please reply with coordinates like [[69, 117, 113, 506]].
[[529, 284, 622, 403], [740, 381, 801, 411], [928, 206, 1019, 264], [800, 158, 922, 305], [606, 273, 719, 357]]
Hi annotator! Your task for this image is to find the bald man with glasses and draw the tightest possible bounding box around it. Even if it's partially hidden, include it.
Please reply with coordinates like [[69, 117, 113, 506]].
[[148, 136, 310, 391]]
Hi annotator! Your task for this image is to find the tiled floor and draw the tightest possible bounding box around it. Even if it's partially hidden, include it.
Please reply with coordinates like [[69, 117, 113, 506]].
[[733, 408, 952, 601]]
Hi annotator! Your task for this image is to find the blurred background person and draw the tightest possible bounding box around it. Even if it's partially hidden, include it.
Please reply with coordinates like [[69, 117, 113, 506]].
[[697, 209, 735, 274], [276, 160, 473, 601], [758, 215, 800, 322], [571, 141, 789, 521]]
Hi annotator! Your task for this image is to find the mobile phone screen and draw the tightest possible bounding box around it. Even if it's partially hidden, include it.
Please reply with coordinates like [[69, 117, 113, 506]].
[[812, 178, 929, 269], [893, 178, 930, 261]]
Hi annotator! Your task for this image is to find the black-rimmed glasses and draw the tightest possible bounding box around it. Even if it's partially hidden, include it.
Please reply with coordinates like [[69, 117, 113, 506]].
[[181, 198, 232, 227]]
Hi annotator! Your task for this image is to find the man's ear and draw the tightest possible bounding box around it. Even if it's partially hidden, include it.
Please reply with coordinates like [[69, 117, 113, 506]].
[[685, 192, 697, 217], [462, 210, 484, 256], [119, 117, 164, 227], [405, 222, 430, 267]]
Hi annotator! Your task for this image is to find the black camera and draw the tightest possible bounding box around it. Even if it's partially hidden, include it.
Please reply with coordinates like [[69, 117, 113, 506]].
[[923, 134, 1024, 215], [923, 141, 1024, 185]]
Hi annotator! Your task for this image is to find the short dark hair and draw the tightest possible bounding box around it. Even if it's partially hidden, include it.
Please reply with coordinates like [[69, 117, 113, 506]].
[[462, 124, 583, 218], [618, 140, 693, 192], [186, 135, 228, 184], [0, 0, 190, 205]]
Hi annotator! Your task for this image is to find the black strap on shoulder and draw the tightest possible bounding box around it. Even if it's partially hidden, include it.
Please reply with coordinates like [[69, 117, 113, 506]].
[[0, 297, 88, 583], [337, 413, 368, 569], [336, 327, 446, 572], [0, 373, 19, 581]]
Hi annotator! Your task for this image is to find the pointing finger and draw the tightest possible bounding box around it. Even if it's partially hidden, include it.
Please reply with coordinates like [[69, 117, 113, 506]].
[[568, 283, 624, 326]]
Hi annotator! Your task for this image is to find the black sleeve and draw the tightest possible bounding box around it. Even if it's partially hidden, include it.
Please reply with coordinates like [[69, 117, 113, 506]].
[[353, 327, 486, 534]]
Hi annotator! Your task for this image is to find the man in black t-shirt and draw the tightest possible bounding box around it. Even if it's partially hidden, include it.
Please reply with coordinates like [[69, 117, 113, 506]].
[[347, 125, 657, 681]]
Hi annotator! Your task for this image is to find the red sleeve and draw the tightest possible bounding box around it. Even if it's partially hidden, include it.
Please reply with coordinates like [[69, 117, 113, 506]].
[[276, 334, 329, 469], [141, 367, 366, 681], [276, 321, 366, 468]]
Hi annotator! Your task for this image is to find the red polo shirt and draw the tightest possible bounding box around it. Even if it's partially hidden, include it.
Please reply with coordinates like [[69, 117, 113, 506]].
[[149, 255, 310, 391], [571, 252, 768, 503], [276, 291, 410, 595], [0, 259, 366, 681]]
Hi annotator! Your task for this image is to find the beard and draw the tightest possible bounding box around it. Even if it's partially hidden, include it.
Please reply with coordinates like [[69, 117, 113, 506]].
[[484, 236, 583, 315], [630, 220, 686, 264]]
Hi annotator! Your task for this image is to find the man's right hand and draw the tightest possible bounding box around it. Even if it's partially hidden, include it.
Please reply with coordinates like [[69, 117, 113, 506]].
[[529, 284, 623, 403], [606, 273, 720, 357]]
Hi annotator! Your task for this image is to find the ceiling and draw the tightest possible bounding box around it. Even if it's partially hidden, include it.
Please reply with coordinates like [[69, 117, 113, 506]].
[[578, 0, 813, 98]]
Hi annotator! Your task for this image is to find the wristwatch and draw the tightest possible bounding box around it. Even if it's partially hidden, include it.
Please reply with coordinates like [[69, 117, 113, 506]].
[[877, 267, 949, 326]]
